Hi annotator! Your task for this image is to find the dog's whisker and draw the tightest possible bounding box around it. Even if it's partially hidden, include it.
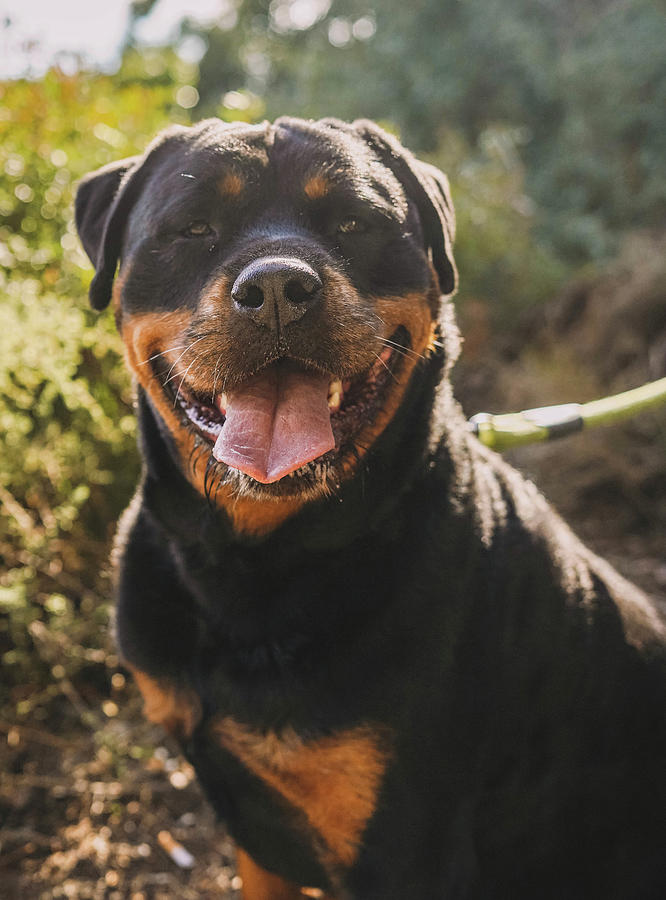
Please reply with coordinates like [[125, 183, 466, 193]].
[[380, 337, 426, 362], [373, 352, 399, 381], [137, 345, 190, 366], [172, 357, 200, 406], [163, 335, 211, 385], [163, 352, 203, 388], [211, 355, 225, 404]]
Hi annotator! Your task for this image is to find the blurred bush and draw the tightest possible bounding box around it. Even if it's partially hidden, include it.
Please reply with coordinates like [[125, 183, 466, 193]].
[[176, 0, 665, 264], [0, 65, 196, 720], [433, 126, 566, 325]]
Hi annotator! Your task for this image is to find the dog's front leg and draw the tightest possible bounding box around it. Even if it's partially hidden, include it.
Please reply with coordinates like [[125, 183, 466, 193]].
[[114, 503, 203, 741]]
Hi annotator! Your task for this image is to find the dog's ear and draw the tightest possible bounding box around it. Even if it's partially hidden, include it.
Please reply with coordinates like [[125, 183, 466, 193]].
[[352, 120, 457, 296], [75, 126, 188, 311], [75, 157, 139, 297]]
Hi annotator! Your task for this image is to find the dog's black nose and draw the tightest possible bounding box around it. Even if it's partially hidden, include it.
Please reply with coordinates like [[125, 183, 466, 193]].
[[231, 257, 322, 330]]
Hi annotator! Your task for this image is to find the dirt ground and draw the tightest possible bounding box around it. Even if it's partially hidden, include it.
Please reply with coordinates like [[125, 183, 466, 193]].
[[2, 237, 665, 897], [1, 681, 241, 899]]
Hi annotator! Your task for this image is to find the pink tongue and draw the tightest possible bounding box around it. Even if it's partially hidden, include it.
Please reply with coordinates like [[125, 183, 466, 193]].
[[212, 364, 335, 483]]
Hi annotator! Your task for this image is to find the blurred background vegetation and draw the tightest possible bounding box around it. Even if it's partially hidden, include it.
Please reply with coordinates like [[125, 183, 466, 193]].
[[1, 0, 665, 894]]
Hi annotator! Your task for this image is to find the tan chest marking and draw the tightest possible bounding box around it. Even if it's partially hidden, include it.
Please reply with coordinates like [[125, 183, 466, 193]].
[[214, 719, 390, 868]]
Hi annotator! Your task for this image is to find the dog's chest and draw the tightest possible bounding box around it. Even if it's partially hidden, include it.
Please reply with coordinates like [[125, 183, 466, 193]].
[[212, 717, 389, 873]]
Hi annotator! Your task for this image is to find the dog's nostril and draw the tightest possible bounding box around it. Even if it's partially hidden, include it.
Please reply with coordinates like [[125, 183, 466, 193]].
[[243, 285, 264, 309], [284, 279, 316, 304], [232, 282, 265, 309]]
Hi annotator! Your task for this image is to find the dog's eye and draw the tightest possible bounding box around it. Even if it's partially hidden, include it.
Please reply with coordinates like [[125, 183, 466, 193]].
[[182, 221, 213, 238], [337, 216, 366, 234]]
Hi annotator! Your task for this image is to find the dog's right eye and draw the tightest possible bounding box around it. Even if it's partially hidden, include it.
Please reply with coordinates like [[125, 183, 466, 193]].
[[181, 221, 214, 238]]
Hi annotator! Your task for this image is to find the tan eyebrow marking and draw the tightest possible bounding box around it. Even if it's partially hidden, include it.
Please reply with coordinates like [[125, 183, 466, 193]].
[[304, 175, 330, 200], [219, 172, 245, 196]]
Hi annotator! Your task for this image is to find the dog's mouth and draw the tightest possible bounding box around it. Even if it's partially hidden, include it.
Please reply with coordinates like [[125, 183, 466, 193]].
[[158, 327, 408, 486]]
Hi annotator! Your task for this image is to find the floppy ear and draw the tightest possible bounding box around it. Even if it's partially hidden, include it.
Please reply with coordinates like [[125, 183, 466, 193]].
[[75, 157, 141, 310], [75, 125, 190, 311], [352, 120, 457, 296]]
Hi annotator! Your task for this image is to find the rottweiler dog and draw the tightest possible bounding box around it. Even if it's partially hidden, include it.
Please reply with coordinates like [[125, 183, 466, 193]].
[[75, 118, 666, 899]]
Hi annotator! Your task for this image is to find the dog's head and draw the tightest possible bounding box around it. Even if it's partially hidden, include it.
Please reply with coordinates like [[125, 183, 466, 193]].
[[76, 118, 456, 523]]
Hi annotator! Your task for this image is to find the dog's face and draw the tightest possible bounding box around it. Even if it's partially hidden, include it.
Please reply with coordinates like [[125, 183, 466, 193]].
[[76, 118, 456, 522]]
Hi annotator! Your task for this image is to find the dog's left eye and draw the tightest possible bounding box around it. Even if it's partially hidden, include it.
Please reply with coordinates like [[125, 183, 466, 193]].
[[182, 221, 214, 238], [337, 216, 366, 234]]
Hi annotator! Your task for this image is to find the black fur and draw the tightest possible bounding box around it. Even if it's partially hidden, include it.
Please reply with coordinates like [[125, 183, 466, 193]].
[[76, 118, 666, 899]]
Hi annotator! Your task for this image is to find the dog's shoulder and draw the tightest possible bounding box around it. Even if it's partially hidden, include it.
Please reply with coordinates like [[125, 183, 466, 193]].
[[478, 439, 666, 655]]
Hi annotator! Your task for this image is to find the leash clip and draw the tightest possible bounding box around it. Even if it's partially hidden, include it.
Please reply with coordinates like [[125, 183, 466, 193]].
[[522, 403, 584, 438], [469, 403, 583, 450]]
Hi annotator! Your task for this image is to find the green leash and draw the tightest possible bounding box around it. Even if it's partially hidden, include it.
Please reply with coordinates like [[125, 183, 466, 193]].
[[469, 376, 666, 451]]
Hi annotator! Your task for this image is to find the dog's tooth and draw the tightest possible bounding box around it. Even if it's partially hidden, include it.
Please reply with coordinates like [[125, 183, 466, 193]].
[[327, 390, 341, 410], [328, 378, 342, 398], [218, 392, 228, 413]]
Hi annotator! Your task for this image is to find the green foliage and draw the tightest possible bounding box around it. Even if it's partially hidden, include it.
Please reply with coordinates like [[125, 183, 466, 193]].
[[434, 127, 566, 323], [0, 68, 195, 716], [527, 0, 666, 259], [181, 0, 664, 265]]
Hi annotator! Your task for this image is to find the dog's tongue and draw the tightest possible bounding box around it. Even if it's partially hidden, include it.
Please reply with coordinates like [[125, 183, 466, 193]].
[[212, 363, 335, 483]]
